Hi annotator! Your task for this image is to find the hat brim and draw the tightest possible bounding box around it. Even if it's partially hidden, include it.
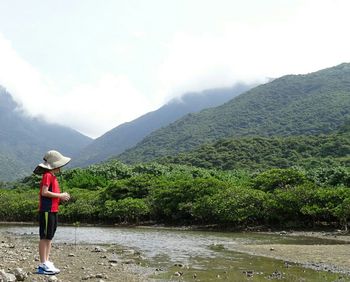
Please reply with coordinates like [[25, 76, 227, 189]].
[[33, 157, 71, 175]]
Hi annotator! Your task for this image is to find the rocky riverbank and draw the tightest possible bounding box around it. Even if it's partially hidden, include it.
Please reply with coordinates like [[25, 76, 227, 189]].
[[0, 235, 149, 282]]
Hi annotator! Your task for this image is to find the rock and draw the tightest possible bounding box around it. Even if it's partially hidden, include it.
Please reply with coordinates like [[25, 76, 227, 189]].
[[243, 270, 254, 277], [279, 231, 287, 235], [68, 253, 75, 257], [174, 263, 184, 267], [0, 270, 16, 282], [270, 247, 275, 251], [108, 258, 118, 263], [174, 271, 183, 276], [48, 276, 58, 282], [12, 267, 27, 281], [268, 270, 285, 279], [92, 247, 107, 253]]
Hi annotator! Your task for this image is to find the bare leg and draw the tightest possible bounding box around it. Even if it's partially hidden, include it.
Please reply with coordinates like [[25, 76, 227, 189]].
[[46, 240, 52, 262], [39, 239, 47, 263], [39, 239, 52, 263]]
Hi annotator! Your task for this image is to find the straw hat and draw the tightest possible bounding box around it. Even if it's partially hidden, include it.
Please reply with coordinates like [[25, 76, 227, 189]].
[[33, 150, 71, 174]]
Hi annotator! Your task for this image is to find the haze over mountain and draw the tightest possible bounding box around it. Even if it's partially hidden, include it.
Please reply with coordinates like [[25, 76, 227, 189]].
[[73, 83, 255, 167], [0, 87, 92, 181], [118, 63, 350, 164]]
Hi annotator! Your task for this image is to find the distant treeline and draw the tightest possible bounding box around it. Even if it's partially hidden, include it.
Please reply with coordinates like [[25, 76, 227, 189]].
[[1, 161, 349, 230], [158, 131, 350, 171]]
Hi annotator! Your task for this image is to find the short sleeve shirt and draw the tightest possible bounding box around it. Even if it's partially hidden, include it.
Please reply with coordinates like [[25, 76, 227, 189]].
[[39, 172, 61, 212]]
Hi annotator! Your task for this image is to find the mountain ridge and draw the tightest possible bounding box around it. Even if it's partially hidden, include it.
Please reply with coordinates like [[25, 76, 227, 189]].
[[73, 83, 255, 167], [117, 63, 350, 164]]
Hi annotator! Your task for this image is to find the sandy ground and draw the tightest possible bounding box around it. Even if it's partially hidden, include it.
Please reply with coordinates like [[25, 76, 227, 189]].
[[234, 230, 350, 274]]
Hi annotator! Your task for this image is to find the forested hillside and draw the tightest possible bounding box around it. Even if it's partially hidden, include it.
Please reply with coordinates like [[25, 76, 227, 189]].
[[0, 87, 92, 181], [159, 123, 350, 171], [118, 63, 350, 164], [73, 83, 254, 167]]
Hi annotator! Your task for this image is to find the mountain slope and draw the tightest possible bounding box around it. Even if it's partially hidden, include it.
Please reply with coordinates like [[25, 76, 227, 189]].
[[0, 87, 92, 181], [118, 63, 350, 164], [73, 83, 254, 167], [158, 125, 350, 171]]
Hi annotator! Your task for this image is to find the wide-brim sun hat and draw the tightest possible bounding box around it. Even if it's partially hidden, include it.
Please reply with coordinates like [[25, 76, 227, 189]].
[[33, 150, 71, 174]]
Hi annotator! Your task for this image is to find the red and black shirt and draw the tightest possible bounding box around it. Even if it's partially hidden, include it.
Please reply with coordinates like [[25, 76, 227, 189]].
[[39, 172, 60, 212]]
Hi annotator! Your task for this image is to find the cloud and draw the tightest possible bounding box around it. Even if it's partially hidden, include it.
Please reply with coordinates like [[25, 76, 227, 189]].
[[0, 33, 152, 138], [53, 74, 152, 138], [2, 0, 350, 139], [0, 33, 55, 113], [156, 0, 350, 101]]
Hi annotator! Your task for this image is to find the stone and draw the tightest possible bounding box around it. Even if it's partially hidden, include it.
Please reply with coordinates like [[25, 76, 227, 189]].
[[0, 270, 16, 282], [243, 270, 254, 277], [92, 247, 107, 253], [174, 271, 183, 276], [279, 231, 287, 235], [108, 258, 118, 263], [48, 276, 58, 282], [12, 267, 28, 281]]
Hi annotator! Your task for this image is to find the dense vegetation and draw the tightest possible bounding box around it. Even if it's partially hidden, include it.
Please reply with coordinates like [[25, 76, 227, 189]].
[[118, 63, 350, 164], [158, 130, 350, 171], [1, 161, 349, 230]]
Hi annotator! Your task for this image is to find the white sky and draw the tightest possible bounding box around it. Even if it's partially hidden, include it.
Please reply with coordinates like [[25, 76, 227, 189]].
[[0, 0, 350, 138]]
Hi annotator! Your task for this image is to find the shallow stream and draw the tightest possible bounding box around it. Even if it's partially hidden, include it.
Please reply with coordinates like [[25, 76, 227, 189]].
[[1, 225, 349, 281]]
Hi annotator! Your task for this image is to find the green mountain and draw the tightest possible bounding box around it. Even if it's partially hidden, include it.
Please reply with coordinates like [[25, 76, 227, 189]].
[[73, 83, 254, 167], [158, 125, 350, 171], [0, 87, 92, 181], [118, 63, 350, 164]]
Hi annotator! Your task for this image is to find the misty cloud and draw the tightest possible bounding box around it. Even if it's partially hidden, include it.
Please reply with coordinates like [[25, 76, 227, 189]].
[[0, 33, 152, 138]]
